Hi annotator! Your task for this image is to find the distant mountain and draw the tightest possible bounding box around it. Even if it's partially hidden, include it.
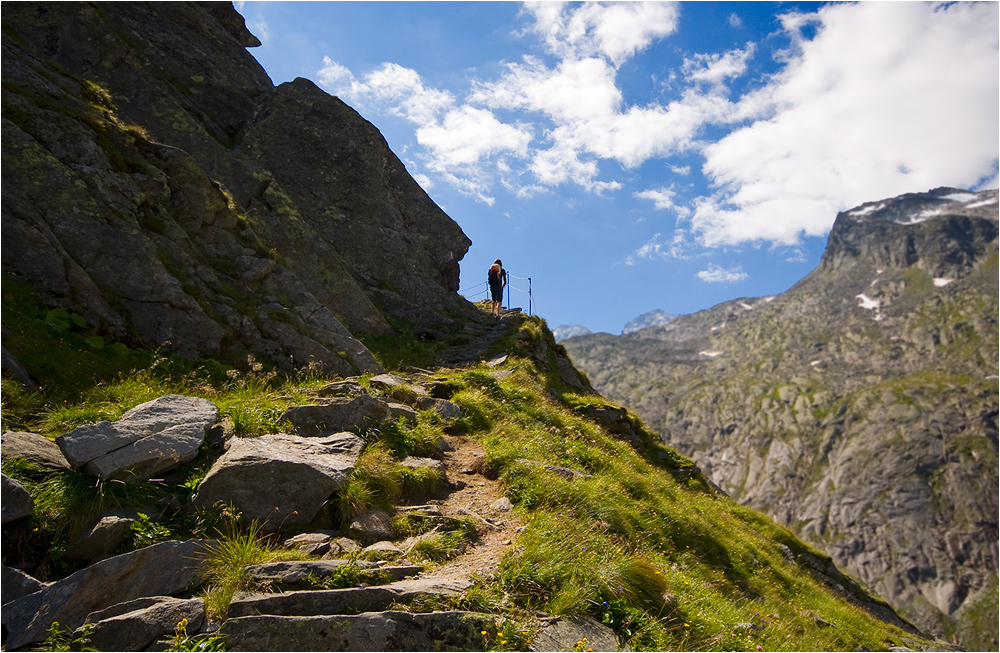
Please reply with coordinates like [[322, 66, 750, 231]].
[[552, 325, 592, 342], [565, 187, 999, 650], [622, 309, 678, 335]]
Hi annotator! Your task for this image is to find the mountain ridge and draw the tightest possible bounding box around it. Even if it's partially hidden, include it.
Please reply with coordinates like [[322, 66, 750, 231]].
[[564, 186, 999, 649]]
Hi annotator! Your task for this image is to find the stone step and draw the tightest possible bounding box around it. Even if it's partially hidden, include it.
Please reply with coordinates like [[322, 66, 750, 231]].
[[245, 560, 423, 591], [220, 610, 497, 652], [227, 577, 472, 619]]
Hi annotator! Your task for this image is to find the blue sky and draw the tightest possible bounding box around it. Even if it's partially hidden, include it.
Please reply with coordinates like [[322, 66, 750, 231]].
[[238, 1, 999, 334]]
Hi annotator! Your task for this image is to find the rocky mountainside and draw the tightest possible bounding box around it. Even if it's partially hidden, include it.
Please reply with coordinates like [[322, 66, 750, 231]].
[[564, 187, 999, 649], [622, 309, 678, 335], [2, 2, 477, 379]]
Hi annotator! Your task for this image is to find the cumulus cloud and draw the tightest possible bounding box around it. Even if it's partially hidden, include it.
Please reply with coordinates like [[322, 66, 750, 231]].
[[690, 1, 1000, 246], [313, 0, 998, 238], [521, 1, 680, 66], [697, 264, 748, 283]]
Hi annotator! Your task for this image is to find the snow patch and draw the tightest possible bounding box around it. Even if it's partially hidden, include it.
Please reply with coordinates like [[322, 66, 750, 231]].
[[896, 208, 943, 225], [764, 296, 776, 303], [933, 278, 954, 287], [699, 350, 724, 358], [856, 294, 880, 310], [943, 192, 978, 202], [966, 198, 997, 209], [849, 202, 885, 217], [810, 360, 822, 366], [739, 302, 754, 310], [710, 324, 725, 332]]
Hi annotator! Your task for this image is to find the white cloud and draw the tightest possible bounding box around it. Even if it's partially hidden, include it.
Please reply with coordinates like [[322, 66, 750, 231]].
[[697, 264, 748, 283], [627, 230, 692, 264], [522, 1, 680, 66], [416, 106, 532, 168], [690, 1, 1000, 246], [729, 13, 743, 29], [683, 45, 755, 87], [635, 186, 691, 218]]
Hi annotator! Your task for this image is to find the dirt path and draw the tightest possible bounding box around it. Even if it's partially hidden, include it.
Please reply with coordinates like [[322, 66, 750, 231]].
[[419, 434, 524, 582]]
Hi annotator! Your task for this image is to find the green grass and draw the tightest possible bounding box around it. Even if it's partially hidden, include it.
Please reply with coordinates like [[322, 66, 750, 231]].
[[201, 520, 308, 620], [1, 291, 938, 650]]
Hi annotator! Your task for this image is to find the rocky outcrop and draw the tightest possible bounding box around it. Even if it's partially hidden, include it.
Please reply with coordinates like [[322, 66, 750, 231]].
[[565, 188, 999, 648], [1, 539, 211, 650], [1, 2, 476, 377]]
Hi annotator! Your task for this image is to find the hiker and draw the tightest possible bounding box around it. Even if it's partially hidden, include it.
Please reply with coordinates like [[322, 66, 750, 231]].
[[488, 258, 507, 318]]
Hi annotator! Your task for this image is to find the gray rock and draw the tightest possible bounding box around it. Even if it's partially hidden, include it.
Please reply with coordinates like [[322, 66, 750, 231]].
[[2, 566, 47, 605], [387, 402, 419, 424], [63, 514, 135, 561], [317, 380, 365, 397], [1, 539, 211, 649], [78, 596, 204, 652], [417, 397, 463, 420], [532, 615, 622, 653], [2, 474, 34, 523], [193, 432, 363, 532], [56, 395, 218, 480], [490, 497, 514, 512], [368, 374, 409, 391], [227, 578, 472, 618], [399, 456, 447, 475], [280, 395, 393, 433], [221, 610, 496, 652], [348, 510, 396, 544], [246, 560, 366, 589], [363, 541, 404, 556], [1, 431, 71, 470]]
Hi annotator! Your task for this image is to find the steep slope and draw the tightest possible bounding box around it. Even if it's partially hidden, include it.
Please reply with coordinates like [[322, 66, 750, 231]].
[[564, 187, 999, 649], [1, 2, 476, 379], [2, 309, 947, 651]]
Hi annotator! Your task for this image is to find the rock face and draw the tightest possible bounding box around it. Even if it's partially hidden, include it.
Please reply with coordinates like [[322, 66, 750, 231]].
[[1, 2, 475, 376], [565, 188, 999, 649]]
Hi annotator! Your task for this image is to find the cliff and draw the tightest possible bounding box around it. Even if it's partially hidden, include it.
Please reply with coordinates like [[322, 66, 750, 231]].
[[2, 2, 475, 379]]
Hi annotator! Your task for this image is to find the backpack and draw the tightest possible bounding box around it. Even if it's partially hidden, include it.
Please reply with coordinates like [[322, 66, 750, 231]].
[[488, 264, 502, 286]]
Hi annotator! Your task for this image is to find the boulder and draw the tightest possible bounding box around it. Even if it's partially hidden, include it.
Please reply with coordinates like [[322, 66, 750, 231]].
[[77, 596, 204, 652], [1, 566, 47, 605], [63, 515, 135, 561], [1, 474, 34, 523], [1, 539, 211, 650], [221, 610, 496, 652], [363, 541, 404, 557], [348, 510, 396, 544], [55, 395, 218, 480], [280, 395, 393, 433], [193, 432, 363, 532], [417, 397, 463, 420], [532, 615, 622, 652], [1, 431, 71, 470], [387, 402, 419, 424], [368, 374, 410, 391], [227, 578, 472, 618]]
